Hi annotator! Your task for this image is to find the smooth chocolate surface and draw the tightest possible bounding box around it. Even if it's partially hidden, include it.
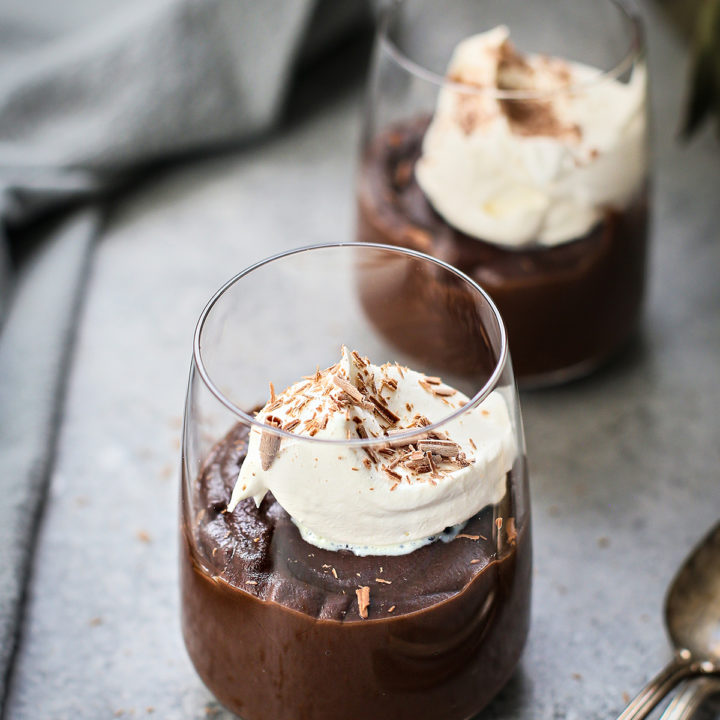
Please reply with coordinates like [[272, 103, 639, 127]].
[[181, 423, 531, 720], [356, 117, 649, 383]]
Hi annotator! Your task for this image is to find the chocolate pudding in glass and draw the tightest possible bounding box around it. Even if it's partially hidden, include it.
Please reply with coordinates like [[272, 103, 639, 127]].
[[356, 0, 649, 386], [180, 244, 531, 720]]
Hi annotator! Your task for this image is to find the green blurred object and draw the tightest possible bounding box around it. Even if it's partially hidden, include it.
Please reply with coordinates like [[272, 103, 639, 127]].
[[683, 0, 720, 137]]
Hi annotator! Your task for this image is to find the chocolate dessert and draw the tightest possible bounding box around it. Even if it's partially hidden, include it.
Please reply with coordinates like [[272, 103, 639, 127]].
[[356, 117, 648, 382], [181, 423, 531, 720], [181, 349, 531, 720], [356, 26, 649, 384]]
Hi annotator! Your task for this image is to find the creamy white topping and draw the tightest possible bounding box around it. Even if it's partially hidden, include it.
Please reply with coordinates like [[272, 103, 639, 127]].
[[415, 26, 646, 247], [228, 348, 516, 555]]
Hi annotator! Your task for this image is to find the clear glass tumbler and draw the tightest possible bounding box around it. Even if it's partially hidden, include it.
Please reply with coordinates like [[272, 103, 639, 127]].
[[180, 243, 531, 720], [356, 0, 649, 386]]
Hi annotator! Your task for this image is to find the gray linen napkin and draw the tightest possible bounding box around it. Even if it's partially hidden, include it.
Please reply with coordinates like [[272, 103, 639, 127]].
[[0, 0, 371, 707]]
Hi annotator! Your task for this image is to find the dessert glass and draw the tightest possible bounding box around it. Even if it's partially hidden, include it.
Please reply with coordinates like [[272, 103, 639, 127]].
[[180, 243, 531, 720], [356, 0, 649, 386]]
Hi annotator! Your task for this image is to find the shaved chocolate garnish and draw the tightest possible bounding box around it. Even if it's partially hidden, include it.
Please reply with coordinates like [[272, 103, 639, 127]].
[[423, 376, 442, 385], [404, 455, 431, 473], [425, 451, 438, 476], [259, 416, 282, 470], [356, 424, 378, 463], [356, 586, 370, 619], [282, 418, 300, 432], [333, 375, 364, 403], [432, 387, 457, 397], [269, 382, 276, 403], [417, 439, 460, 457], [418, 379, 434, 393], [456, 533, 480, 541], [387, 450, 413, 469], [368, 396, 400, 425]]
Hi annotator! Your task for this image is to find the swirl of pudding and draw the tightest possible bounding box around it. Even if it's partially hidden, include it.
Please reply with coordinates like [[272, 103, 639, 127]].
[[228, 347, 516, 555], [415, 25, 646, 247]]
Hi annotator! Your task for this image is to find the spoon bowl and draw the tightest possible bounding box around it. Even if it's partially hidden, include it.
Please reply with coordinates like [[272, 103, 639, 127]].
[[617, 521, 720, 720], [666, 522, 720, 663]]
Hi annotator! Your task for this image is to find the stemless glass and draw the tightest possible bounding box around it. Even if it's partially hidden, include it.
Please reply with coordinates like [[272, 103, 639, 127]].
[[180, 243, 531, 720], [356, 0, 649, 386]]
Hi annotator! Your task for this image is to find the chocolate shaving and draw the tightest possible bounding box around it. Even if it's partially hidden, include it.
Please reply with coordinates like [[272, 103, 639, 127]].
[[356, 424, 378, 463], [356, 586, 370, 619], [383, 467, 402, 481], [375, 578, 392, 584], [368, 396, 400, 425], [333, 375, 363, 403], [417, 439, 460, 457], [404, 455, 431, 473], [282, 418, 300, 432], [259, 416, 282, 470], [456, 533, 480, 541], [269, 381, 276, 403], [432, 387, 457, 397], [418, 379, 434, 394], [387, 450, 413, 469], [425, 451, 437, 476]]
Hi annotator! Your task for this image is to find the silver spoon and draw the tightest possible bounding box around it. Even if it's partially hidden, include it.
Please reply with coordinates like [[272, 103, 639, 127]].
[[617, 521, 720, 720], [658, 678, 720, 720]]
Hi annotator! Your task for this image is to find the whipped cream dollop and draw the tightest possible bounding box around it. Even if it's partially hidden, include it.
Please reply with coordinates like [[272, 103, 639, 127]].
[[228, 348, 516, 555], [415, 26, 646, 247]]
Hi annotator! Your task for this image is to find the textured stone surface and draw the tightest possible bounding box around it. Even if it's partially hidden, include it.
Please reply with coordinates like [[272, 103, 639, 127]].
[[4, 3, 720, 719]]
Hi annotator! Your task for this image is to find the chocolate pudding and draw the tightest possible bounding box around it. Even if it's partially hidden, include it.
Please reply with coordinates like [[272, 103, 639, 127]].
[[356, 116, 649, 383], [181, 422, 531, 720]]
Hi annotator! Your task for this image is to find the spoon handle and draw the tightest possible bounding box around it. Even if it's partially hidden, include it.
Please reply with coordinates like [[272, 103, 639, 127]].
[[658, 677, 720, 720], [616, 657, 696, 720]]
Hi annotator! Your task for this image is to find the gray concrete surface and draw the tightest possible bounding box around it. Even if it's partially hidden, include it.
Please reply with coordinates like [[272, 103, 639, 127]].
[[4, 2, 720, 718]]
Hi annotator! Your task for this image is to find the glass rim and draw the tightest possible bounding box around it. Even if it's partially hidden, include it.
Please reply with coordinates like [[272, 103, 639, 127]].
[[378, 0, 644, 101], [193, 242, 509, 447]]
